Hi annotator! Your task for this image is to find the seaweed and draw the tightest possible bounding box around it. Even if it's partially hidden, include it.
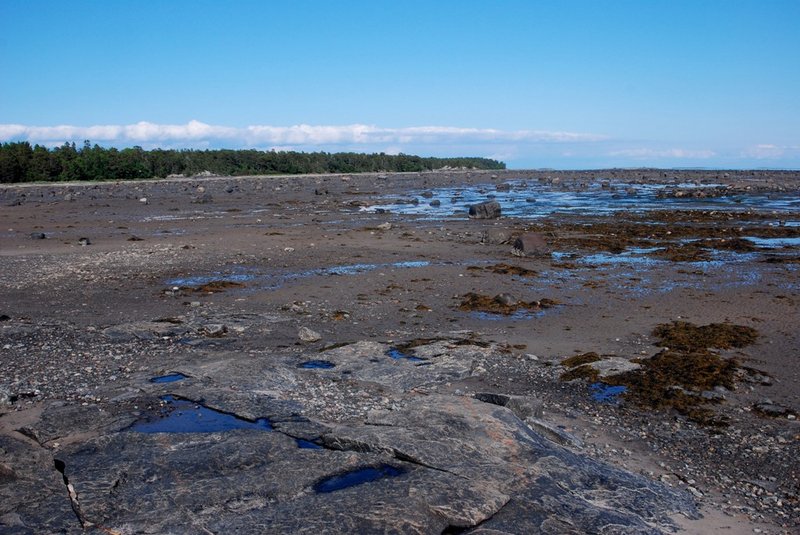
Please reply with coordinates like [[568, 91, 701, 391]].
[[652, 321, 759, 351], [562, 352, 602, 368], [560, 365, 600, 382], [604, 349, 739, 426], [182, 280, 246, 293], [457, 293, 556, 315], [479, 263, 538, 277]]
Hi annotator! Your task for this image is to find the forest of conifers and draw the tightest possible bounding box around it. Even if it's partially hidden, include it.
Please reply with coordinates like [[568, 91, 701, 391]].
[[0, 141, 505, 183]]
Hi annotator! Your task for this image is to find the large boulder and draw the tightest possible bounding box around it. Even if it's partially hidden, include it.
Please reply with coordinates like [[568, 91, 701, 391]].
[[468, 201, 502, 219], [512, 232, 549, 256]]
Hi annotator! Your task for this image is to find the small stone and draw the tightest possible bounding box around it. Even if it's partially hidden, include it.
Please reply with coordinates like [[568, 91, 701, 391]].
[[201, 324, 227, 337], [29, 232, 46, 240], [494, 293, 517, 306], [139, 197, 149, 204], [78, 237, 91, 246], [298, 327, 322, 343], [376, 222, 392, 231]]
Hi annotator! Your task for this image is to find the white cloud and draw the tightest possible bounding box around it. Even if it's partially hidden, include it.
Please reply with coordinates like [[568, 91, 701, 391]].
[[741, 144, 800, 160], [609, 148, 717, 159], [0, 120, 606, 148]]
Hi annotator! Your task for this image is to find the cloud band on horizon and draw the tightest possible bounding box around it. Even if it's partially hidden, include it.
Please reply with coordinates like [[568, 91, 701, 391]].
[[0, 120, 606, 148]]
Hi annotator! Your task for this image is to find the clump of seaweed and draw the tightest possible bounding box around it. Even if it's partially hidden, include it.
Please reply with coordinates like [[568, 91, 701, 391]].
[[560, 365, 600, 382], [649, 244, 711, 262], [604, 350, 739, 425], [562, 352, 602, 368], [652, 321, 759, 351], [559, 352, 606, 383], [457, 293, 558, 315], [183, 280, 246, 293], [481, 263, 538, 277]]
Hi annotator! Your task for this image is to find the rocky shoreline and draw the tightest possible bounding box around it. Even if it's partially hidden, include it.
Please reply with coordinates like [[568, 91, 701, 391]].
[[1, 169, 798, 533]]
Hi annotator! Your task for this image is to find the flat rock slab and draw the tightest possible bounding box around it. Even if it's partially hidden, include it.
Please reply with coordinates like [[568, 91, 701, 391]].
[[2, 340, 698, 533]]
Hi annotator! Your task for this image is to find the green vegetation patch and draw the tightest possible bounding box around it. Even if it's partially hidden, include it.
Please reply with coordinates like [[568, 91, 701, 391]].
[[0, 141, 505, 183], [652, 321, 759, 351]]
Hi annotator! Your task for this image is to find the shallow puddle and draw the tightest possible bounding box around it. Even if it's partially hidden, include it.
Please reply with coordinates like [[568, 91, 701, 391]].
[[313, 465, 405, 493], [128, 396, 272, 433], [298, 360, 336, 369], [386, 348, 425, 362], [590, 383, 628, 403], [470, 309, 546, 321], [745, 236, 800, 248], [149, 373, 188, 384], [296, 438, 324, 449], [166, 260, 432, 293]]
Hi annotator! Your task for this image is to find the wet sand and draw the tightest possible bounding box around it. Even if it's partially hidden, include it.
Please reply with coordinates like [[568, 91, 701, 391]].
[[1, 169, 799, 532]]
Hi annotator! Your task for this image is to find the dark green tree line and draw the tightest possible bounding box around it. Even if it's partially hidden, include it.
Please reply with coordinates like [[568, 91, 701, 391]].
[[0, 141, 505, 183]]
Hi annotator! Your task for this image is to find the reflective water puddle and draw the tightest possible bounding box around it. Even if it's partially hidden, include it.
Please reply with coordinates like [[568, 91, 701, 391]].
[[386, 348, 425, 362], [298, 360, 336, 369], [313, 465, 405, 493], [149, 373, 188, 384], [590, 383, 628, 403], [128, 396, 272, 433]]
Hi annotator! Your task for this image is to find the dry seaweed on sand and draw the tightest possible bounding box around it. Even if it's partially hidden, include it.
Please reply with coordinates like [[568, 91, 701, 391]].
[[181, 280, 246, 293], [604, 349, 739, 426], [562, 352, 602, 368], [652, 321, 759, 351], [466, 263, 538, 277], [457, 293, 557, 315]]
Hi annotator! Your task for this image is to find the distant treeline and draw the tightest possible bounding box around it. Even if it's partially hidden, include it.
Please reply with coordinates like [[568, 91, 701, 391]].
[[0, 141, 505, 183]]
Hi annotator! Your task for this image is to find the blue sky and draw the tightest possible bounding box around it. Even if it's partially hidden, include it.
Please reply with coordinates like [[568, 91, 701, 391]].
[[1, 0, 798, 169]]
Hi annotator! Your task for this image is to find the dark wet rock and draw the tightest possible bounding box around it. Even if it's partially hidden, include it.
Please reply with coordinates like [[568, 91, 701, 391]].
[[474, 392, 543, 420], [512, 232, 549, 257], [0, 314, 10, 322], [753, 400, 794, 418], [480, 228, 512, 244], [77, 237, 91, 246], [495, 183, 512, 192], [0, 434, 80, 534], [524, 417, 584, 448], [429, 199, 441, 207], [29, 232, 46, 240], [0, 462, 17, 482], [468, 201, 501, 219]]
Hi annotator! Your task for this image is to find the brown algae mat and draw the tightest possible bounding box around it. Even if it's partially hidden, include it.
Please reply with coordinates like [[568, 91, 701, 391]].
[[561, 322, 761, 425]]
